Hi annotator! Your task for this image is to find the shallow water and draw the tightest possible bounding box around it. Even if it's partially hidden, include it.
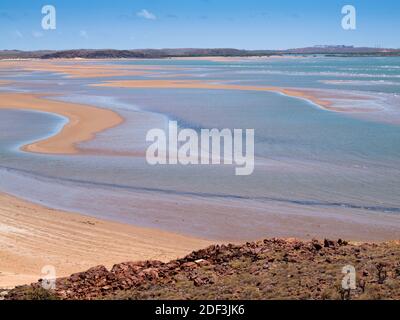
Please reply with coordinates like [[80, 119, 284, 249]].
[[0, 56, 399, 239]]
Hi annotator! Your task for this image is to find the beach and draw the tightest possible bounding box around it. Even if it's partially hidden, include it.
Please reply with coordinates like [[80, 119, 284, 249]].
[[1, 57, 400, 288], [0, 193, 212, 288], [1, 187, 399, 288]]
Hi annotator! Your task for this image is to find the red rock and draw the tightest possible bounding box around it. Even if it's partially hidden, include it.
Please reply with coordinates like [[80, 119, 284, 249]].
[[142, 268, 159, 280], [181, 262, 197, 270]]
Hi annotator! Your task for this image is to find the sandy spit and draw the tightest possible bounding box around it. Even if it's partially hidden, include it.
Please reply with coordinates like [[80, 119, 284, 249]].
[[91, 79, 376, 113], [0, 93, 124, 155]]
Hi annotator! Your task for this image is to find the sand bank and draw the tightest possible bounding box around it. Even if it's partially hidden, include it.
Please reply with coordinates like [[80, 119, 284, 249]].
[[91, 79, 375, 113], [0, 60, 184, 78], [0, 193, 212, 288], [0, 60, 147, 78], [0, 93, 123, 155]]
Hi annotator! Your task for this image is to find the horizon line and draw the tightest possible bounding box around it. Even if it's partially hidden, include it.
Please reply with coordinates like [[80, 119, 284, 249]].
[[1, 45, 400, 52]]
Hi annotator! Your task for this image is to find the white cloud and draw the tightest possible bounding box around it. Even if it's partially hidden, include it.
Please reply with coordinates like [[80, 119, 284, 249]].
[[32, 31, 43, 38], [80, 30, 89, 39], [137, 9, 157, 20]]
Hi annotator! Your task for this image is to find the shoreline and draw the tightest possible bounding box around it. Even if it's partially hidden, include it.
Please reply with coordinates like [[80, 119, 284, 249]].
[[1, 162, 399, 247], [0, 192, 212, 288], [2, 187, 399, 289], [91, 79, 378, 114], [3, 81, 336, 159], [1, 61, 399, 290], [0, 60, 384, 116], [0, 93, 124, 155], [0, 60, 185, 78]]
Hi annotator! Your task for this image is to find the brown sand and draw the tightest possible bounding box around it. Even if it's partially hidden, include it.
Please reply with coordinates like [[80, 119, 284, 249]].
[[0, 63, 395, 290], [92, 79, 372, 113], [1, 61, 371, 112], [0, 60, 147, 78], [0, 93, 123, 155], [0, 193, 212, 288], [0, 60, 185, 79]]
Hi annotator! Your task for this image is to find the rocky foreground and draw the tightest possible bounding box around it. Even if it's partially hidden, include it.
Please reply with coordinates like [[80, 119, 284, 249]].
[[5, 238, 400, 300]]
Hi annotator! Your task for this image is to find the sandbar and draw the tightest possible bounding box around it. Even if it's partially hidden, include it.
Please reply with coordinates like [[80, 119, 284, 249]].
[[0, 92, 124, 155], [91, 79, 375, 113], [0, 60, 185, 78]]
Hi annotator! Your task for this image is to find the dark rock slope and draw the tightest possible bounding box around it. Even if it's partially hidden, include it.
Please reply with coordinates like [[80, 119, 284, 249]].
[[6, 238, 400, 300]]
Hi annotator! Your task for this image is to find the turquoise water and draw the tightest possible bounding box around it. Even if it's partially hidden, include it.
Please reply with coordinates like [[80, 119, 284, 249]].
[[103, 56, 400, 90], [0, 56, 399, 239], [0, 109, 67, 154]]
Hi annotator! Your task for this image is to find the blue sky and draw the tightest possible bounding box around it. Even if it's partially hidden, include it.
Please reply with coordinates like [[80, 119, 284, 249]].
[[0, 0, 399, 50]]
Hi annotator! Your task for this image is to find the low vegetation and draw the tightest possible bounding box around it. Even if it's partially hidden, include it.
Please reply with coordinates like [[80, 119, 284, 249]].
[[6, 238, 400, 300], [1, 47, 400, 60]]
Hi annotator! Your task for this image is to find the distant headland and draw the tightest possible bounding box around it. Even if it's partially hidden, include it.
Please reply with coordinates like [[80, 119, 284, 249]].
[[1, 45, 400, 59]]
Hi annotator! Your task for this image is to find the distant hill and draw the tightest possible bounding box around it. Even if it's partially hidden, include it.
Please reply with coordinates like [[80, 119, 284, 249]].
[[0, 50, 55, 59], [38, 48, 278, 59], [0, 46, 399, 59], [286, 45, 400, 56]]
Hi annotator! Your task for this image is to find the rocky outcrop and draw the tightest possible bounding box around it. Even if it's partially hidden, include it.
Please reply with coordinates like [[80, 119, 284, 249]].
[[6, 238, 400, 300]]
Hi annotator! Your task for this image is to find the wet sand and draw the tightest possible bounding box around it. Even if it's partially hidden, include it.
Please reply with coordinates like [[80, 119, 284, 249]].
[[0, 60, 379, 113], [1, 61, 399, 289], [92, 79, 377, 114], [0, 60, 184, 78], [0, 93, 123, 155], [0, 193, 212, 288]]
